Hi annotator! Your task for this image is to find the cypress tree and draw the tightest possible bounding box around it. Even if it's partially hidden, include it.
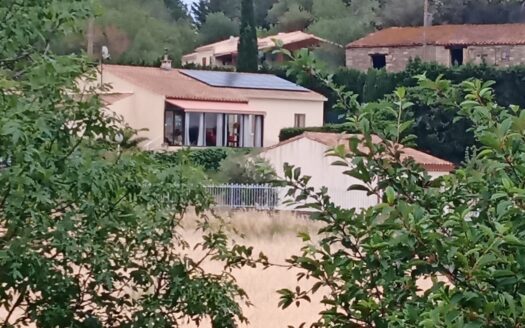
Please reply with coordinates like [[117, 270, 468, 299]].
[[237, 0, 258, 72]]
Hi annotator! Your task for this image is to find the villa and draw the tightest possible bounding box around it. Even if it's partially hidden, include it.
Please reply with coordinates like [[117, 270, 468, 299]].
[[94, 60, 326, 150], [182, 31, 336, 68]]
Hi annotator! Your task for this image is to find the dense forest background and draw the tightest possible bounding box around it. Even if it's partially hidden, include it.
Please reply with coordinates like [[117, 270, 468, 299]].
[[56, 0, 525, 67]]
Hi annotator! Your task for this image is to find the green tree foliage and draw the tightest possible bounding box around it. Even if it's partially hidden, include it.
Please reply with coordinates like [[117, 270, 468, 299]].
[[279, 54, 525, 327], [267, 0, 314, 31], [279, 124, 357, 142], [152, 148, 252, 172], [380, 0, 525, 27], [308, 0, 378, 45], [0, 1, 253, 326], [192, 0, 210, 28], [51, 0, 197, 65], [307, 0, 377, 67], [215, 154, 277, 184], [96, 0, 196, 65], [272, 3, 314, 32], [237, 0, 259, 72], [209, 0, 241, 20], [163, 0, 190, 21], [273, 59, 525, 163], [379, 0, 424, 27], [199, 12, 239, 45], [254, 0, 279, 28]]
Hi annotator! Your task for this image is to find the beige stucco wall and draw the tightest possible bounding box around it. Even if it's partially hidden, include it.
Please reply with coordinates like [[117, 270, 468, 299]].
[[182, 49, 216, 67], [102, 71, 166, 150], [100, 71, 324, 150], [261, 137, 378, 209], [347, 44, 525, 72], [261, 137, 451, 209], [248, 98, 324, 147]]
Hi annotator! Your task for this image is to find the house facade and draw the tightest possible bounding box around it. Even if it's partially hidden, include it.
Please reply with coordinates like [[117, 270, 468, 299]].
[[346, 24, 525, 72], [94, 64, 325, 150], [182, 31, 336, 68], [260, 132, 454, 209]]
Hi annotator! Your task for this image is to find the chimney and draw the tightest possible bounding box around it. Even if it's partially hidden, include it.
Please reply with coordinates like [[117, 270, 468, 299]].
[[160, 48, 172, 70]]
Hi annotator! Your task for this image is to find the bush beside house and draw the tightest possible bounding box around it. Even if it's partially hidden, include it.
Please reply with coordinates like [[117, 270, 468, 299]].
[[279, 124, 357, 142]]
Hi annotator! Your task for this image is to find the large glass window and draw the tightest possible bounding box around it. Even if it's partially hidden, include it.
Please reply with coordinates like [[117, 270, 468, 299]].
[[187, 113, 203, 146], [164, 109, 184, 146], [294, 114, 306, 128], [226, 114, 241, 147], [165, 108, 264, 148]]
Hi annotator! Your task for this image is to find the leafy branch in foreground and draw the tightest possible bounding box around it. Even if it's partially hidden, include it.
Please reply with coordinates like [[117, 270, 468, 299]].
[[1, 1, 253, 327], [278, 50, 525, 327]]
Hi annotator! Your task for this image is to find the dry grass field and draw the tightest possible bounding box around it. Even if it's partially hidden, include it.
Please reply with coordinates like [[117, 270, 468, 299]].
[[182, 210, 326, 328], [0, 211, 326, 327]]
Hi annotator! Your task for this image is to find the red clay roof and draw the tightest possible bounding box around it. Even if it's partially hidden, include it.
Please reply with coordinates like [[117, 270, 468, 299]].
[[347, 24, 525, 48], [100, 93, 133, 105], [192, 31, 334, 56], [265, 132, 454, 172], [102, 65, 325, 102], [103, 65, 245, 103]]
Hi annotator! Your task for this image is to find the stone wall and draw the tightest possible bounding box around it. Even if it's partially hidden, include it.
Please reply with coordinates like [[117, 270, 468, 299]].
[[347, 45, 525, 71], [346, 46, 435, 72], [465, 45, 525, 67]]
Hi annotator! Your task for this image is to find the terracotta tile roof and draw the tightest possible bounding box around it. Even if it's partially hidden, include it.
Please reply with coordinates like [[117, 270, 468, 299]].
[[103, 65, 245, 103], [102, 65, 326, 102], [347, 24, 525, 48], [100, 93, 133, 105], [265, 132, 454, 172], [190, 31, 333, 58]]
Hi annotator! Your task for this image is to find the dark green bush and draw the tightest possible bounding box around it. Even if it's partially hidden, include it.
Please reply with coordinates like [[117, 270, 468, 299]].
[[151, 148, 251, 172], [279, 124, 357, 142]]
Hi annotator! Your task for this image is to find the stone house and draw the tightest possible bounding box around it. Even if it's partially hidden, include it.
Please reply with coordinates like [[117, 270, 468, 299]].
[[346, 24, 525, 72]]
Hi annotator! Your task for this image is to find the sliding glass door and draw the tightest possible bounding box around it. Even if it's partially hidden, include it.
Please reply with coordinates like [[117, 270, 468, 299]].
[[165, 108, 264, 148], [164, 110, 184, 146]]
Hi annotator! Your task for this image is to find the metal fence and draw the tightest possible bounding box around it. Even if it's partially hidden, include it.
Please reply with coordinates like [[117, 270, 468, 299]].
[[206, 184, 285, 210], [205, 184, 378, 211]]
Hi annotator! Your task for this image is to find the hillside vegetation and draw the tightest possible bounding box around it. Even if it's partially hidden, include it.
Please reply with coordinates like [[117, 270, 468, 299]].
[[54, 0, 525, 66]]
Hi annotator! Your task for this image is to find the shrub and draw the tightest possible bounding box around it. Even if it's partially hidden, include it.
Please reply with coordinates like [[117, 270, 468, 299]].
[[214, 153, 277, 184], [1, 2, 254, 326], [279, 124, 357, 142], [151, 147, 251, 171], [279, 51, 525, 327]]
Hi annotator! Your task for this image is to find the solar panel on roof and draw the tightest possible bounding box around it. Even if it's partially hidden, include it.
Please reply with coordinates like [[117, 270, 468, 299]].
[[180, 70, 308, 92]]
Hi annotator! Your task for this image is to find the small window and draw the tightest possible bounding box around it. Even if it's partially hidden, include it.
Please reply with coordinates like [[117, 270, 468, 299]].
[[371, 54, 386, 69], [450, 48, 464, 66], [501, 48, 511, 61], [294, 114, 306, 128], [202, 57, 207, 66]]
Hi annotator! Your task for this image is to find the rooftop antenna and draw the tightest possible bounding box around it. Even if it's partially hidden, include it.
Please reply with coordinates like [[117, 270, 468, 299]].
[[100, 45, 111, 85], [423, 0, 430, 61], [160, 48, 172, 70]]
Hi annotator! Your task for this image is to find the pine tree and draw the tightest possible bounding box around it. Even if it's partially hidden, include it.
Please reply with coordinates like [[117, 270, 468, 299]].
[[164, 0, 189, 21], [192, 0, 209, 28], [237, 0, 258, 72]]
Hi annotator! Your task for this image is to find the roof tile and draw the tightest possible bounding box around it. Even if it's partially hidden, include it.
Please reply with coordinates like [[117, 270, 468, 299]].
[[347, 24, 525, 48], [265, 132, 454, 172], [103, 65, 325, 102]]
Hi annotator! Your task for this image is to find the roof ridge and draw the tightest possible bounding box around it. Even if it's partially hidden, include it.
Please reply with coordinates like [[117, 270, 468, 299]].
[[348, 23, 525, 48]]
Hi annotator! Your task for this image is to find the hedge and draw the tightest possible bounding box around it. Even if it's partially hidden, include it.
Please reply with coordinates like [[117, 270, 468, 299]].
[[279, 124, 357, 142], [151, 148, 251, 172], [275, 60, 525, 163]]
